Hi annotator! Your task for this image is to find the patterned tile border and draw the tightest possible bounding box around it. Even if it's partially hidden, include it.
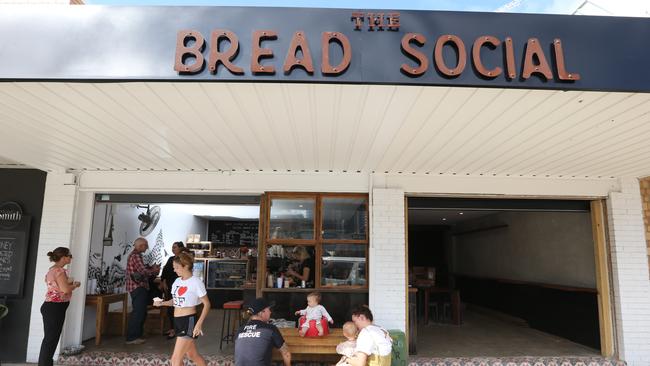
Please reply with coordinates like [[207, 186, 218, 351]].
[[59, 352, 626, 366], [407, 357, 626, 366], [59, 352, 233, 366]]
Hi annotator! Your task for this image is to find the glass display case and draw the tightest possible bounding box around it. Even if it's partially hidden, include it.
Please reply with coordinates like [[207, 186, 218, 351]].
[[206, 259, 248, 289], [321, 244, 366, 287], [322, 197, 368, 241], [193, 259, 206, 284], [268, 197, 315, 240]]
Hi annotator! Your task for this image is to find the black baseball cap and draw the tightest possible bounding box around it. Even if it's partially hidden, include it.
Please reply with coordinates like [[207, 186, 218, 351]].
[[246, 297, 274, 314]]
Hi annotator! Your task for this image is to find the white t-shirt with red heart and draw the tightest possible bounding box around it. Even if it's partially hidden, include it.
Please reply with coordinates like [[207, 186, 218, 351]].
[[171, 276, 207, 308]]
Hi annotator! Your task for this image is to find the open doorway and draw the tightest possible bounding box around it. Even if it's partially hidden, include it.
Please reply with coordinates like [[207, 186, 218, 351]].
[[407, 197, 609, 357], [81, 194, 260, 356]]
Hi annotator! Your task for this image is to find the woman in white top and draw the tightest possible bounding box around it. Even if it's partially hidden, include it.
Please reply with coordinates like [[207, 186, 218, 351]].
[[154, 252, 210, 366], [347, 305, 392, 366]]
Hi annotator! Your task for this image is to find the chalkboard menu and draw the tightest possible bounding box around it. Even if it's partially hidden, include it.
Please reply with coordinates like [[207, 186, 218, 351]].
[[208, 220, 258, 247], [0, 216, 31, 297]]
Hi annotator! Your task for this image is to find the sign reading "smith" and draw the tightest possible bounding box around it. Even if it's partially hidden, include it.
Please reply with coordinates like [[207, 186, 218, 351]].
[[0, 202, 23, 230]]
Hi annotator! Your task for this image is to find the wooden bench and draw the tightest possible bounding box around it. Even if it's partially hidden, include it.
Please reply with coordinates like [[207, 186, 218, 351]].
[[272, 328, 344, 363]]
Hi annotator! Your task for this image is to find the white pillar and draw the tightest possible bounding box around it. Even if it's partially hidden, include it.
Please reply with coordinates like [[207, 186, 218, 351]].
[[607, 177, 650, 366], [369, 188, 406, 331], [60, 190, 95, 348], [26, 173, 77, 363]]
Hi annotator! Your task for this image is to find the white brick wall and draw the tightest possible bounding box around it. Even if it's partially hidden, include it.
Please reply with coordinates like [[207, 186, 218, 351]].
[[26, 173, 77, 363], [607, 177, 650, 366], [369, 188, 406, 332]]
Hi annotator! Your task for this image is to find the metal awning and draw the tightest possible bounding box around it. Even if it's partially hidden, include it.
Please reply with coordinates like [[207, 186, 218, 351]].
[[0, 82, 648, 178]]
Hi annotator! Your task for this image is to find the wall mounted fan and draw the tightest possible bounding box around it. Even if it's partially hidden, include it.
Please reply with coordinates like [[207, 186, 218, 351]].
[[137, 205, 161, 236]]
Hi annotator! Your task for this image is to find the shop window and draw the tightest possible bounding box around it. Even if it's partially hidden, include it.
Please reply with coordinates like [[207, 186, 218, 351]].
[[321, 244, 366, 287], [269, 197, 315, 240], [265, 244, 316, 288], [322, 197, 368, 241], [262, 193, 368, 291]]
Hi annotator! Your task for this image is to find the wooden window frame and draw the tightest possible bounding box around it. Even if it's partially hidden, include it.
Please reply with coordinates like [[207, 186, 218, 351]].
[[258, 192, 369, 294], [266, 192, 318, 244]]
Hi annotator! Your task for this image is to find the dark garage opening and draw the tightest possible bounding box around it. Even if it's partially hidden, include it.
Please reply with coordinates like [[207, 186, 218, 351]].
[[407, 197, 601, 357]]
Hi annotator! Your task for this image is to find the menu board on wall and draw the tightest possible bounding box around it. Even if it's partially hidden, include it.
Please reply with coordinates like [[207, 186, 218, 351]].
[[208, 220, 258, 247], [0, 216, 31, 297]]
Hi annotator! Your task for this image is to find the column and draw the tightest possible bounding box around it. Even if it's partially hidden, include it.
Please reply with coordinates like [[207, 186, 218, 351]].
[[369, 188, 406, 331], [26, 173, 77, 363], [607, 177, 650, 366]]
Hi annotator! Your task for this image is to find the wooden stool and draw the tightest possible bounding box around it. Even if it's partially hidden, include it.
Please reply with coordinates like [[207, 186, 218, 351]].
[[220, 300, 244, 349], [146, 305, 166, 334], [428, 301, 439, 324], [442, 302, 452, 322]]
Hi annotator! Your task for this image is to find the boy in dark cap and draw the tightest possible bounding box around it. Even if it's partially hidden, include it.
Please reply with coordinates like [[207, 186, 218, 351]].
[[234, 297, 291, 366]]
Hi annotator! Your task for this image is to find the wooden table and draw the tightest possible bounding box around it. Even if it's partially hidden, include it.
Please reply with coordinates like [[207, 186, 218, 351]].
[[421, 287, 462, 325], [85, 293, 128, 345], [272, 328, 344, 362]]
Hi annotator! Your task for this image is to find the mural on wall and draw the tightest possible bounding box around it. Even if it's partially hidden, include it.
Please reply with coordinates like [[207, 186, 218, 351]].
[[87, 203, 166, 293], [143, 230, 165, 266], [88, 230, 164, 293], [86, 203, 207, 295], [88, 235, 131, 294]]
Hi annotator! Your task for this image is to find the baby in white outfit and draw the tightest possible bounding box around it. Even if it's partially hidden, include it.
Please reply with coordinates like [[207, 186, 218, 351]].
[[335, 321, 358, 366], [295, 292, 333, 336]]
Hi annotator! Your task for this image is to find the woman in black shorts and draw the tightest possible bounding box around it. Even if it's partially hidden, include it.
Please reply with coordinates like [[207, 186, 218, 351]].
[[154, 252, 210, 366]]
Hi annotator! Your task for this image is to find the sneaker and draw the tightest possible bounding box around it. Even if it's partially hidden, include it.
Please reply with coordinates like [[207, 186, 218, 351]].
[[125, 338, 146, 345]]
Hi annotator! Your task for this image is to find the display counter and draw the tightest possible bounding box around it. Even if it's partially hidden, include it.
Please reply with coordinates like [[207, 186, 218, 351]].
[[192, 257, 257, 308], [193, 258, 255, 289]]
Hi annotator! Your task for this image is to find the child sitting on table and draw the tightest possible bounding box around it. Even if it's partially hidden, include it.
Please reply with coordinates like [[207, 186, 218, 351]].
[[335, 321, 358, 366], [294, 292, 333, 336]]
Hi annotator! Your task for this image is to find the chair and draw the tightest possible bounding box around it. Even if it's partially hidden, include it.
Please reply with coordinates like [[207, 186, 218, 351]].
[[298, 316, 330, 337], [411, 266, 435, 319], [146, 305, 166, 335], [220, 300, 244, 349], [427, 301, 439, 324], [412, 266, 435, 287]]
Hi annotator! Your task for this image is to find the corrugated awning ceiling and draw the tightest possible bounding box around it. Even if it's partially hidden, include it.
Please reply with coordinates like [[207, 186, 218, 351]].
[[0, 82, 648, 178]]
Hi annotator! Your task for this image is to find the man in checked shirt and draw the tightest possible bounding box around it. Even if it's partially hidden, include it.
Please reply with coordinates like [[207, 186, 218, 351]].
[[125, 237, 161, 345]]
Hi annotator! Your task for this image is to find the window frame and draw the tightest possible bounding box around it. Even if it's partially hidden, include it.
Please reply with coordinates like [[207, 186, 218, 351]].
[[260, 192, 369, 292]]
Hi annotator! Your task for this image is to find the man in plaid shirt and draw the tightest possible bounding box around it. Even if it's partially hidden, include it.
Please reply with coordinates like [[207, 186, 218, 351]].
[[125, 237, 160, 345]]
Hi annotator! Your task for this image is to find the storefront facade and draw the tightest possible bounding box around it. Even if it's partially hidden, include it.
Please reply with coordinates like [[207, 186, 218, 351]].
[[0, 4, 649, 365]]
